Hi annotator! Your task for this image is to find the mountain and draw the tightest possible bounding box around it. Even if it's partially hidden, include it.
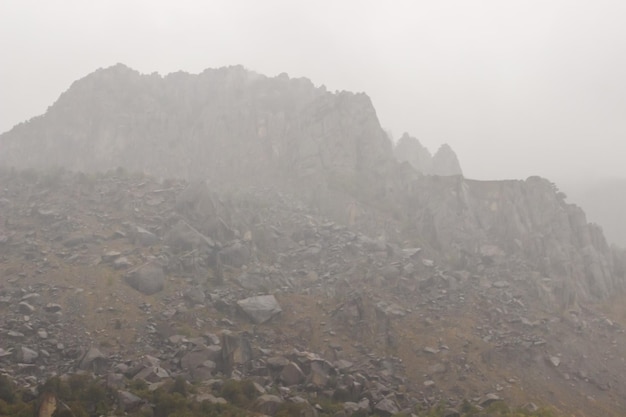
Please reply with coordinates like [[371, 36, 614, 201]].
[[0, 65, 625, 416], [0, 64, 393, 188]]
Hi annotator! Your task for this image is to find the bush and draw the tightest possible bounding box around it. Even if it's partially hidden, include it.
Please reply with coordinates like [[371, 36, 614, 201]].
[[0, 375, 16, 403], [220, 379, 258, 408]]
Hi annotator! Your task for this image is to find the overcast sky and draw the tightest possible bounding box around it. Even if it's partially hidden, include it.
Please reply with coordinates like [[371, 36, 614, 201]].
[[1, 0, 625, 181]]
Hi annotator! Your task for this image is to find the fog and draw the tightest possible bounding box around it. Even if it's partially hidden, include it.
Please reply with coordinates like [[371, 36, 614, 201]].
[[2, 0, 626, 181]]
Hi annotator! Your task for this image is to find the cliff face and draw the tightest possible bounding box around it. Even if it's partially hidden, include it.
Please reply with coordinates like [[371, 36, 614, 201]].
[[0, 64, 393, 185], [401, 175, 620, 303], [0, 64, 623, 304]]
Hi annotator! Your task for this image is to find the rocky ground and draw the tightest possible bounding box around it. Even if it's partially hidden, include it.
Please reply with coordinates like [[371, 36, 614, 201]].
[[1, 168, 626, 417]]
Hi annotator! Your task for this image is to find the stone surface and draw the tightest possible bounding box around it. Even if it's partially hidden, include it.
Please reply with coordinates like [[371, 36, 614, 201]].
[[237, 295, 282, 324], [125, 263, 165, 295], [254, 394, 284, 416]]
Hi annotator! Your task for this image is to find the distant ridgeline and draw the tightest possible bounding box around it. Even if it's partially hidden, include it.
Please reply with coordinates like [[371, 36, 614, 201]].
[[1, 64, 624, 304]]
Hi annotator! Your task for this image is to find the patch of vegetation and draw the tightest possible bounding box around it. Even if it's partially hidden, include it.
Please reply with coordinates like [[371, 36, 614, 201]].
[[219, 379, 258, 409], [41, 374, 110, 417], [415, 400, 557, 417], [0, 376, 16, 404], [0, 373, 567, 417]]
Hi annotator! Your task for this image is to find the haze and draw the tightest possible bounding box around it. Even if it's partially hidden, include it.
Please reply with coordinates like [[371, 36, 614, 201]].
[[1, 0, 626, 182]]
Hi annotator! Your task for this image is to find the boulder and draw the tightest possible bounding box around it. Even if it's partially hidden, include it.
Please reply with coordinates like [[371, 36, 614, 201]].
[[17, 346, 39, 364], [166, 220, 215, 253], [133, 366, 170, 383], [118, 390, 143, 412], [237, 295, 282, 324], [374, 397, 400, 416], [125, 263, 165, 295], [219, 242, 250, 267], [280, 362, 305, 386], [132, 226, 159, 246], [254, 394, 284, 416], [79, 347, 108, 373]]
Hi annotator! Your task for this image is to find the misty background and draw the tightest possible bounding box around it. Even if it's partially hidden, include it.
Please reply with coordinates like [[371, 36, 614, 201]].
[[2, 0, 626, 242]]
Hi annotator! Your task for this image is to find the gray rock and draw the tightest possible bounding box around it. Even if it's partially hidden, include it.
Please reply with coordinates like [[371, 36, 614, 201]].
[[44, 303, 62, 313], [133, 226, 159, 247], [18, 301, 35, 314], [106, 373, 125, 389], [219, 242, 250, 268], [113, 256, 132, 269], [374, 397, 400, 416], [125, 263, 165, 295], [479, 393, 501, 407], [17, 346, 39, 363], [221, 331, 253, 373], [118, 390, 143, 412], [166, 220, 216, 253], [254, 394, 284, 416], [79, 347, 108, 373], [183, 287, 206, 305], [237, 295, 282, 324], [280, 361, 305, 386], [309, 360, 334, 387], [134, 366, 170, 383], [267, 356, 290, 369], [181, 346, 222, 379], [7, 330, 25, 340], [102, 251, 122, 262]]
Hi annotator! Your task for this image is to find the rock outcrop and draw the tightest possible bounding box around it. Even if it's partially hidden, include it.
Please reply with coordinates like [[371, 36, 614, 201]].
[[0, 64, 393, 191], [401, 175, 620, 303], [393, 133, 463, 176]]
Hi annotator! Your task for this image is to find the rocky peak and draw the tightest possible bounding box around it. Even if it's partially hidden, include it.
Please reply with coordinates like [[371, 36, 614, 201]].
[[393, 132, 433, 173], [393, 133, 462, 176], [432, 143, 463, 176]]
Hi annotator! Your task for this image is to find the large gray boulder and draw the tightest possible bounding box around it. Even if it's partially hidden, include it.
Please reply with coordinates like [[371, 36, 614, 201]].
[[237, 295, 282, 324], [124, 263, 165, 295]]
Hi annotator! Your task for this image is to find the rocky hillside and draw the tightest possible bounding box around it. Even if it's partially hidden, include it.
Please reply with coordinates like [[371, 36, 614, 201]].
[[0, 65, 625, 416], [0, 168, 625, 417], [1, 64, 619, 305], [393, 133, 463, 176]]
